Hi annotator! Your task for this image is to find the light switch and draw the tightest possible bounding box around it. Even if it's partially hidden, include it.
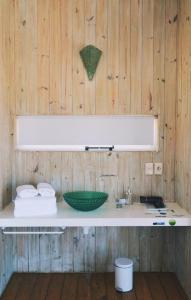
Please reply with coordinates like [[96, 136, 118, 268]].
[[154, 163, 163, 175], [145, 163, 153, 175]]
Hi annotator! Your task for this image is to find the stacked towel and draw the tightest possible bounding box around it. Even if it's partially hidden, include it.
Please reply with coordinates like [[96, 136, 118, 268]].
[[16, 185, 38, 198], [14, 183, 57, 217], [14, 196, 57, 217], [37, 183, 55, 197]]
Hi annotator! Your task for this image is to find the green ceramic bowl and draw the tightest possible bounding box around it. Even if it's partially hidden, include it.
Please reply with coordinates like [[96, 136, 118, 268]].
[[63, 191, 108, 211]]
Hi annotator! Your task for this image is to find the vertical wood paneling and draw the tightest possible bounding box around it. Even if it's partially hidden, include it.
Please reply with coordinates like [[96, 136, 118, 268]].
[[28, 230, 40, 272], [176, 0, 191, 210], [142, 0, 154, 114], [140, 228, 152, 271], [15, 0, 38, 115], [95, 0, 108, 114], [39, 233, 51, 272], [164, 0, 177, 202], [107, 0, 119, 114], [0, 1, 180, 294], [50, 230, 63, 272], [72, 0, 85, 114], [150, 228, 163, 271], [162, 228, 176, 272], [73, 228, 85, 272], [0, 0, 13, 208], [84, 154, 96, 272], [84, 227, 96, 272], [16, 231, 29, 271], [175, 1, 191, 299], [152, 0, 165, 196], [95, 227, 107, 272], [141, 0, 154, 201], [0, 233, 6, 293], [5, 0, 177, 205], [49, 153, 62, 201], [84, 0, 96, 114], [127, 228, 140, 271], [14, 0, 27, 114], [118, 0, 131, 114], [60, 0, 73, 114], [130, 0, 142, 114], [49, 0, 62, 114], [62, 228, 74, 272], [37, 0, 50, 115]]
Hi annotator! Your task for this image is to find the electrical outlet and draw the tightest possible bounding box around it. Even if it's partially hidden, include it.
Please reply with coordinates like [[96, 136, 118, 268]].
[[145, 163, 153, 175], [154, 163, 163, 175]]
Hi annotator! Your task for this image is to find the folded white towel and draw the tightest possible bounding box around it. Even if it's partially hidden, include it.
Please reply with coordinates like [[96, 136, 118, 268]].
[[37, 183, 55, 197], [14, 196, 57, 217], [16, 185, 38, 198]]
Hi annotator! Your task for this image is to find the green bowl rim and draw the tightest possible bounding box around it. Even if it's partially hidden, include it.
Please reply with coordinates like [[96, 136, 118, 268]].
[[63, 191, 108, 198]]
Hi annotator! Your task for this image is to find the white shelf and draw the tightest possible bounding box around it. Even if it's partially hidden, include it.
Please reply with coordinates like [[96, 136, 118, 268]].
[[0, 202, 190, 228]]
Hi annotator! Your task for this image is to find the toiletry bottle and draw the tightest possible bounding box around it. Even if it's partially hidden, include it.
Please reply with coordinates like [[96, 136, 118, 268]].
[[126, 187, 133, 205]]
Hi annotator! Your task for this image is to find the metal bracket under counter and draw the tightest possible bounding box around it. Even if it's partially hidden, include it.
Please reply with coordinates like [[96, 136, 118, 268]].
[[0, 226, 91, 235], [1, 227, 66, 235]]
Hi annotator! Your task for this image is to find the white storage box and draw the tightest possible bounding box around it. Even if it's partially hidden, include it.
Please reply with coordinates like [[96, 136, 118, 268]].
[[115, 257, 133, 292]]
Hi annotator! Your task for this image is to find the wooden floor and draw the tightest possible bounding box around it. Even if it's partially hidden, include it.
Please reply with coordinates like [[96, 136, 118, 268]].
[[1, 272, 188, 300]]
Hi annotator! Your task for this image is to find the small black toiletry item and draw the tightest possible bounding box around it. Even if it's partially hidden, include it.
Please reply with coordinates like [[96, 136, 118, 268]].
[[140, 196, 165, 208]]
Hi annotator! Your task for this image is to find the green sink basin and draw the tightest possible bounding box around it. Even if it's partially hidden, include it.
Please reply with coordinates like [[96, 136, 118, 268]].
[[63, 191, 108, 211]]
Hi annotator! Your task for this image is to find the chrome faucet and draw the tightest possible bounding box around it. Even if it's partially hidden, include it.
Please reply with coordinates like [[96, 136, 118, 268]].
[[96, 174, 119, 202]]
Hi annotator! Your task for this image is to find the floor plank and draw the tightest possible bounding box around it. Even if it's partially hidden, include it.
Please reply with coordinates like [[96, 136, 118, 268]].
[[121, 288, 137, 300], [105, 272, 122, 300], [15, 273, 37, 300], [144, 273, 168, 300], [1, 272, 189, 300], [31, 273, 51, 300], [134, 273, 153, 300], [158, 272, 188, 300], [61, 273, 78, 300], [91, 273, 107, 300], [45, 274, 65, 300], [77, 274, 91, 300], [171, 273, 189, 300], [0, 273, 22, 300]]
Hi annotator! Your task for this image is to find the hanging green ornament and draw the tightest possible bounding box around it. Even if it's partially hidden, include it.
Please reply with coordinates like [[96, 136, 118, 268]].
[[79, 44, 102, 81]]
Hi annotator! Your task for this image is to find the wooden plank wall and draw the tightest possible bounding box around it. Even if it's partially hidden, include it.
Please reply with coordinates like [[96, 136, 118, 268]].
[[0, 0, 14, 209], [0, 0, 179, 294], [11, 0, 178, 203], [0, 0, 15, 294], [175, 0, 191, 298]]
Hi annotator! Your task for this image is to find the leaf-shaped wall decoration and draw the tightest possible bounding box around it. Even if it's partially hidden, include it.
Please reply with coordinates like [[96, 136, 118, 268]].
[[80, 45, 102, 80]]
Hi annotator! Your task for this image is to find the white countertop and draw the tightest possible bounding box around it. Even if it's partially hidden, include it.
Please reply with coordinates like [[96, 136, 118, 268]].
[[0, 202, 190, 228]]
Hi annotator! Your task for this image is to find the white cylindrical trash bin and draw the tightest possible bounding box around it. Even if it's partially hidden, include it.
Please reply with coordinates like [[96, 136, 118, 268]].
[[115, 257, 133, 292]]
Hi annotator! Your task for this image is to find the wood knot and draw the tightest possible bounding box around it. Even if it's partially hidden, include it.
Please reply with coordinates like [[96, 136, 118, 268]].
[[173, 14, 178, 22], [33, 165, 39, 173], [87, 16, 94, 22], [107, 74, 113, 80]]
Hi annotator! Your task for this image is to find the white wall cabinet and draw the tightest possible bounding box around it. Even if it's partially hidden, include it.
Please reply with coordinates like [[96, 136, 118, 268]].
[[16, 115, 158, 152]]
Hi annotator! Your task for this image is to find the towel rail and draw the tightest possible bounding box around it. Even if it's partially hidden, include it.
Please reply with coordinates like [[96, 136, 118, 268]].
[[1, 227, 66, 235]]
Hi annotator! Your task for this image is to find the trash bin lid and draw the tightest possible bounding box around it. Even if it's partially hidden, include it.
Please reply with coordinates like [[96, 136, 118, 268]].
[[115, 257, 133, 268]]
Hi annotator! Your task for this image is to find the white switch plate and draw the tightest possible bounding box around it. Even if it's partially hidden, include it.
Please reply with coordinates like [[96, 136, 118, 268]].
[[145, 163, 153, 175], [154, 163, 163, 175]]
